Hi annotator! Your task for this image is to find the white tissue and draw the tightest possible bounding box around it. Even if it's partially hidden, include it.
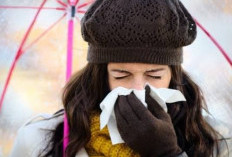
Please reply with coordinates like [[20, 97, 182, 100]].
[[147, 84, 186, 112], [99, 84, 186, 145]]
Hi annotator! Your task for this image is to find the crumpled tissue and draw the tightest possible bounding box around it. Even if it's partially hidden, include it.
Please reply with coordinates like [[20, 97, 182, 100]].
[[99, 83, 186, 144]]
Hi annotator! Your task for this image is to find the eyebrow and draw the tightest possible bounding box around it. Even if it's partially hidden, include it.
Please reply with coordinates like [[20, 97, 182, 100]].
[[110, 68, 165, 74], [145, 68, 165, 73]]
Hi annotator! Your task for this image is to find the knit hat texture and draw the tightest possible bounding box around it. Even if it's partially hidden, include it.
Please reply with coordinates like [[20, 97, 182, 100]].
[[81, 0, 197, 65]]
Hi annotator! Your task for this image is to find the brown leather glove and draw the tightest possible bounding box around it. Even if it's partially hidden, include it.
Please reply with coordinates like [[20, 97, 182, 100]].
[[114, 90, 182, 157]]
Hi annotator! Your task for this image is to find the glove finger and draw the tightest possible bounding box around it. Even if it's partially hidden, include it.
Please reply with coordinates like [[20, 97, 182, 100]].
[[115, 95, 139, 122], [145, 85, 151, 96], [145, 88, 171, 121], [147, 96, 171, 122], [114, 101, 130, 138], [114, 100, 129, 126], [127, 92, 154, 121]]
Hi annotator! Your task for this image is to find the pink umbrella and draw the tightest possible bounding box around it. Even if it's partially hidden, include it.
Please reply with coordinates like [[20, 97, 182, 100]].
[[0, 1, 231, 157]]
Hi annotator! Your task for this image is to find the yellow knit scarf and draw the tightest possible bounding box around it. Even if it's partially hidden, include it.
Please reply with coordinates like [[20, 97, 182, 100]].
[[85, 111, 140, 157]]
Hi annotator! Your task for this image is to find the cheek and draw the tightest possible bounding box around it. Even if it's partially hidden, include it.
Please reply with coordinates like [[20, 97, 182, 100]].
[[147, 79, 170, 88], [108, 75, 115, 90]]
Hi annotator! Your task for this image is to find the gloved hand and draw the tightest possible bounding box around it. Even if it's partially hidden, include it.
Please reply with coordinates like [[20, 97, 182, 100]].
[[114, 89, 182, 157]]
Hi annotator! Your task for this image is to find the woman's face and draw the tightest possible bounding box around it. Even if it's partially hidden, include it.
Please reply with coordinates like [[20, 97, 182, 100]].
[[107, 63, 172, 90]]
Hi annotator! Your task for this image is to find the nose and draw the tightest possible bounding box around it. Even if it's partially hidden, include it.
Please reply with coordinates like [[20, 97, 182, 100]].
[[130, 77, 146, 90]]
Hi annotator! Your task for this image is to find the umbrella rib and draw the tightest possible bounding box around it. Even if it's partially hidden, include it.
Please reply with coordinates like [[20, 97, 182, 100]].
[[195, 18, 232, 67], [0, 0, 47, 111], [74, 0, 80, 6], [56, 0, 67, 7], [68, 0, 71, 5], [77, 10, 86, 14], [0, 5, 65, 11], [24, 13, 67, 51]]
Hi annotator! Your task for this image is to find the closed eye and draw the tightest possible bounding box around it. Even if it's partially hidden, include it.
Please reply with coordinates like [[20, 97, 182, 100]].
[[148, 75, 162, 79], [114, 75, 161, 80], [114, 76, 129, 80]]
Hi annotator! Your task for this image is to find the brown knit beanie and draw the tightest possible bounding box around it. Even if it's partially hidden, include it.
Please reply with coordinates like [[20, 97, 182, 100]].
[[81, 0, 197, 65]]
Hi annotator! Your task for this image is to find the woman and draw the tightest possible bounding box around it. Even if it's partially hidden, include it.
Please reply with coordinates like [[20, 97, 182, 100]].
[[10, 0, 230, 156]]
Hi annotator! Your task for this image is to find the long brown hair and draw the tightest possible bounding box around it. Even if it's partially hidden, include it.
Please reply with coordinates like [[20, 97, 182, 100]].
[[41, 63, 222, 157]]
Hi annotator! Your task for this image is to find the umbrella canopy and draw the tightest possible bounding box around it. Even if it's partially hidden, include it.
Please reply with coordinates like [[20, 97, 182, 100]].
[[0, 0, 232, 156], [0, 0, 92, 156]]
